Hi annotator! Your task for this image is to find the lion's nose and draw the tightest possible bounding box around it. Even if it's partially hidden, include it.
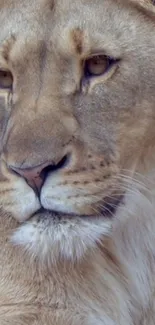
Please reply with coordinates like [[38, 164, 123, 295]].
[[9, 155, 68, 195]]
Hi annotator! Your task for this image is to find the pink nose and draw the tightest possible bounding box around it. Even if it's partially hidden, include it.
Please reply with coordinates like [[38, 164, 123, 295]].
[[9, 155, 68, 194], [12, 164, 47, 194]]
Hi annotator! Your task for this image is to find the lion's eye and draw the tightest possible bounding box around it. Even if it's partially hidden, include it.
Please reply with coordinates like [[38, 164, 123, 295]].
[[0, 70, 13, 89], [84, 55, 116, 77]]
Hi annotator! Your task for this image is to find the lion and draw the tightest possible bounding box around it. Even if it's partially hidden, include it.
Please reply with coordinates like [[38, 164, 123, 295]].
[[0, 0, 155, 324]]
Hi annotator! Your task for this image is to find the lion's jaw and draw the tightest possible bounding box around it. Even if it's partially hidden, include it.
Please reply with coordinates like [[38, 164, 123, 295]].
[[0, 0, 155, 263]]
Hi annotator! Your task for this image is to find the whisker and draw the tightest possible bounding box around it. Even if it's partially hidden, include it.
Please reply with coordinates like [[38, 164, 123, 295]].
[[113, 174, 148, 190], [91, 204, 115, 218], [89, 183, 141, 197], [121, 168, 154, 185]]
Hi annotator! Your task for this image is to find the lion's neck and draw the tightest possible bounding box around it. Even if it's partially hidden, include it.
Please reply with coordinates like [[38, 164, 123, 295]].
[[113, 156, 155, 324]]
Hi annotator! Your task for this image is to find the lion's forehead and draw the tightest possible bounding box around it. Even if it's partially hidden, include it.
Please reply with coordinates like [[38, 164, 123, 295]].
[[0, 0, 148, 61]]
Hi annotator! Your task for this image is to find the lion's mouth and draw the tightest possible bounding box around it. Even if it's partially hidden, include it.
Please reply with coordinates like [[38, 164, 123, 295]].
[[35, 194, 124, 220]]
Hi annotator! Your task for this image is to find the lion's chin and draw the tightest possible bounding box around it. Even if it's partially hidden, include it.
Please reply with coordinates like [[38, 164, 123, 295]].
[[10, 209, 112, 264], [10, 195, 124, 264]]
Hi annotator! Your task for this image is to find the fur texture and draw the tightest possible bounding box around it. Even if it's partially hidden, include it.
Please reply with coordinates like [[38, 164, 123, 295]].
[[0, 0, 155, 324]]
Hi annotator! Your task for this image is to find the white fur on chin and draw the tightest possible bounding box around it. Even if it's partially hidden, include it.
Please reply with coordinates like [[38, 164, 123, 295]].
[[11, 214, 112, 263]]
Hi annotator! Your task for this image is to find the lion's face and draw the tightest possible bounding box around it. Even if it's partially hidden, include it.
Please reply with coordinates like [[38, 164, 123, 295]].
[[0, 0, 155, 262]]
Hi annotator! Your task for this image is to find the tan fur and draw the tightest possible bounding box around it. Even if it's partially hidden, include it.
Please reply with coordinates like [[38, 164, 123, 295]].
[[0, 0, 155, 324]]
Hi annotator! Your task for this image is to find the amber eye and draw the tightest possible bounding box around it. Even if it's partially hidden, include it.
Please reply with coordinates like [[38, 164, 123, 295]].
[[84, 55, 116, 77], [0, 70, 13, 89]]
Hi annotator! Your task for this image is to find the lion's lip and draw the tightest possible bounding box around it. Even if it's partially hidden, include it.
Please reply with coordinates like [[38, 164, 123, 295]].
[[34, 195, 124, 220]]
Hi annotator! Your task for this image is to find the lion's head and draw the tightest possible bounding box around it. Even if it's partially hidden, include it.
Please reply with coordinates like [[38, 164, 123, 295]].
[[0, 0, 155, 262]]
